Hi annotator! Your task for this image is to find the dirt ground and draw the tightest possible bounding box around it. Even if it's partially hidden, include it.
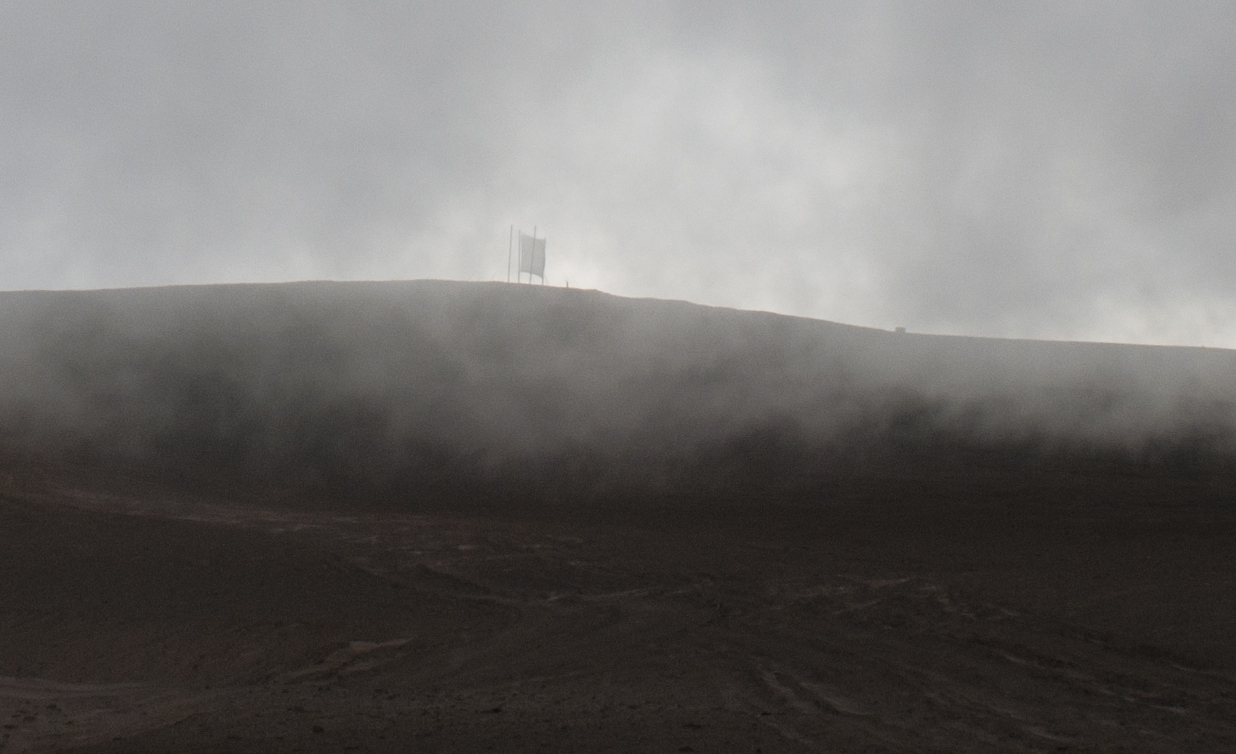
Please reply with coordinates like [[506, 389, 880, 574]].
[[1, 454, 1235, 753]]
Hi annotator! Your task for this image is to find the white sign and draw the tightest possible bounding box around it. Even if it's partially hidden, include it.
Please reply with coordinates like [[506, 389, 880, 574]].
[[518, 232, 546, 279]]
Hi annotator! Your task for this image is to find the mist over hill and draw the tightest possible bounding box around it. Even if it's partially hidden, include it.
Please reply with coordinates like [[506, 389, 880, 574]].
[[1, 280, 1233, 507]]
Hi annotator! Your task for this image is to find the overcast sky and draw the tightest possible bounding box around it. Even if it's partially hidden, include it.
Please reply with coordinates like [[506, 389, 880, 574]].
[[3, 1, 1235, 345]]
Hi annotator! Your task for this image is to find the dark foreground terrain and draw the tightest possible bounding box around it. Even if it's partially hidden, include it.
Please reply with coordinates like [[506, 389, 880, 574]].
[[1, 451, 1235, 753], [1, 281, 1235, 752]]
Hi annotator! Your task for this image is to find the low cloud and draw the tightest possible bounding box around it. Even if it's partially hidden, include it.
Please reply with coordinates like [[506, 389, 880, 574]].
[[2, 2, 1234, 345]]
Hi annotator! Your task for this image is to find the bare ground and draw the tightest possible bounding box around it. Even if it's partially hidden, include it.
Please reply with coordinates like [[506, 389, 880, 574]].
[[1, 456, 1235, 753]]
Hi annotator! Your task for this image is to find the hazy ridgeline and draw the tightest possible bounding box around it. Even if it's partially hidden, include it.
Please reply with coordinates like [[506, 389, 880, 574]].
[[1, 280, 1234, 507]]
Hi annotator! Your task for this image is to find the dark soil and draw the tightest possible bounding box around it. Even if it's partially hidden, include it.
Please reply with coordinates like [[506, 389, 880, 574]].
[[2, 282, 1234, 751], [1, 450, 1234, 753]]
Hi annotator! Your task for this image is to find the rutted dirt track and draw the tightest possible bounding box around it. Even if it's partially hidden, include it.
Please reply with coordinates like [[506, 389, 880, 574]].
[[2, 458, 1235, 753]]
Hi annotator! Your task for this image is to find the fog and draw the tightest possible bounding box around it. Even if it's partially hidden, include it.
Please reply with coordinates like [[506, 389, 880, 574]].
[[2, 282, 1233, 507], [3, 2, 1236, 345]]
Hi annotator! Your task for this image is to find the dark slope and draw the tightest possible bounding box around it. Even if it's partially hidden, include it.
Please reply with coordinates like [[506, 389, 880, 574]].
[[0, 279, 1233, 509], [3, 281, 1236, 752], [2, 446, 1235, 753]]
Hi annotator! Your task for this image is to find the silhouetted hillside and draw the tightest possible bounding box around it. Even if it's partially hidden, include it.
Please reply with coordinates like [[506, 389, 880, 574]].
[[1, 280, 1233, 508]]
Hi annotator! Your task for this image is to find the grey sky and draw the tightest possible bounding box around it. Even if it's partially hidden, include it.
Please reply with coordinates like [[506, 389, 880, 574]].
[[3, 1, 1235, 345]]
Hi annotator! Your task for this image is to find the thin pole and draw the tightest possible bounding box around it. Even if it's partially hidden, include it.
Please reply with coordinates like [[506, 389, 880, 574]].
[[507, 224, 513, 283], [531, 226, 536, 284]]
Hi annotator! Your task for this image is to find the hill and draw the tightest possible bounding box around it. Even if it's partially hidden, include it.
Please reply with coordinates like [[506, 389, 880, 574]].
[[1, 281, 1234, 752], [1, 279, 1234, 509]]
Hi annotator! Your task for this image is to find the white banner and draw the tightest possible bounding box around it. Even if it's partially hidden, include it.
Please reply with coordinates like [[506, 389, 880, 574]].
[[518, 232, 546, 278]]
